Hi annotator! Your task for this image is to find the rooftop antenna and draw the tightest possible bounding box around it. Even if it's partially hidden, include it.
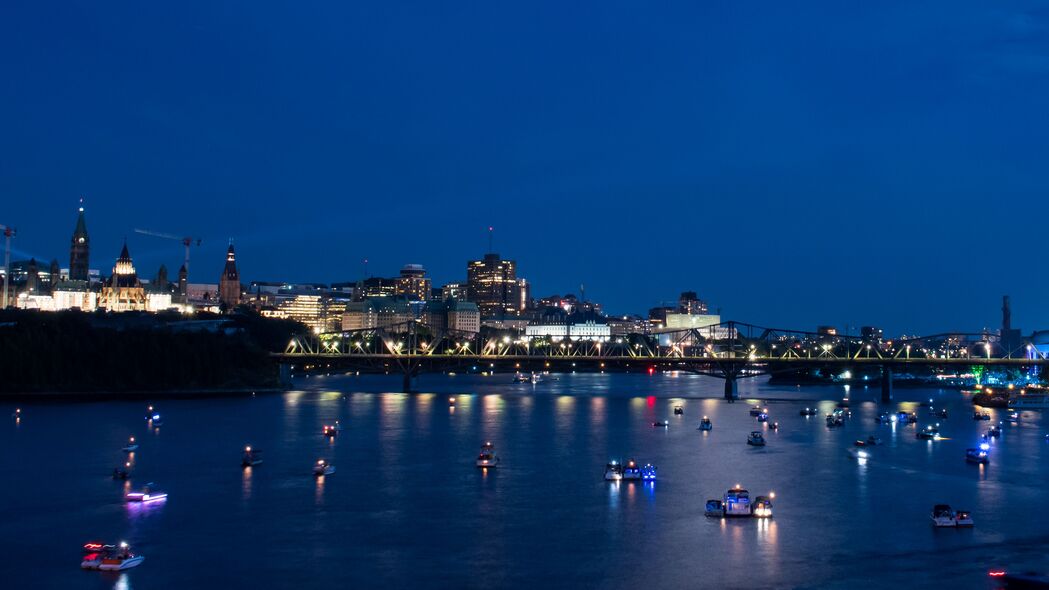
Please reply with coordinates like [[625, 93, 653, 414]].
[[488, 226, 494, 253], [362, 258, 369, 278], [0, 222, 14, 309], [580, 283, 585, 303]]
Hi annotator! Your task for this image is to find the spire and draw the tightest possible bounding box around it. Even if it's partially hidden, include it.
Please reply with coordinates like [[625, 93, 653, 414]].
[[73, 199, 88, 240], [69, 200, 90, 282], [118, 240, 131, 263]]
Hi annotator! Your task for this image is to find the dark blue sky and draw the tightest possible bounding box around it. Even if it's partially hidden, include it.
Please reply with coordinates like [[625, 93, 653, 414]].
[[2, 2, 1047, 334]]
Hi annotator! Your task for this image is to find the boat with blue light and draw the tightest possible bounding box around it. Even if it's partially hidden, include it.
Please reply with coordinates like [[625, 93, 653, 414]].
[[704, 499, 724, 517], [916, 424, 941, 440], [641, 463, 657, 481], [966, 447, 989, 464], [698, 416, 712, 431], [749, 405, 766, 417], [723, 485, 752, 517], [121, 437, 138, 452], [756, 412, 769, 423]]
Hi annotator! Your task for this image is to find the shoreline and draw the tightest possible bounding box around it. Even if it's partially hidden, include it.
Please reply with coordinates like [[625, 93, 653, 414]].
[[0, 386, 287, 401]]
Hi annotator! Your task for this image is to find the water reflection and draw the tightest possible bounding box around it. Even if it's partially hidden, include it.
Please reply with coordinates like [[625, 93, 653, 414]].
[[242, 466, 253, 501]]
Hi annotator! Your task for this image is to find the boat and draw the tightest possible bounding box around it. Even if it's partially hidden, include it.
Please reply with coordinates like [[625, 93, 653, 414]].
[[989, 571, 1049, 588], [622, 459, 641, 481], [476, 442, 499, 468], [747, 431, 766, 446], [723, 485, 752, 516], [756, 412, 769, 423], [604, 461, 623, 481], [936, 408, 949, 419], [641, 463, 657, 481], [916, 425, 941, 440], [241, 446, 263, 467], [448, 396, 456, 405], [856, 435, 881, 446], [836, 398, 850, 408], [96, 542, 145, 571], [122, 437, 139, 452], [752, 495, 774, 518], [698, 417, 713, 431], [931, 504, 974, 528], [704, 499, 724, 517], [847, 447, 870, 460], [800, 407, 818, 417], [322, 425, 338, 437], [332, 421, 344, 431], [81, 542, 116, 569], [826, 413, 844, 428], [897, 411, 918, 424], [988, 425, 1002, 438], [125, 483, 167, 503], [1009, 391, 1049, 410], [313, 459, 335, 476], [769, 421, 779, 431], [749, 405, 765, 417], [1007, 412, 1020, 423], [673, 406, 683, 415], [972, 411, 991, 421], [875, 413, 892, 424], [112, 462, 131, 480], [965, 447, 989, 464], [653, 420, 669, 428]]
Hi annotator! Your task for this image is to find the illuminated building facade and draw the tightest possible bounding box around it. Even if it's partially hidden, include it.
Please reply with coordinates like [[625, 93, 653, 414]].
[[69, 204, 90, 282], [426, 299, 480, 335], [219, 243, 241, 308], [342, 298, 414, 331], [98, 242, 146, 312], [394, 264, 431, 302], [466, 253, 527, 317]]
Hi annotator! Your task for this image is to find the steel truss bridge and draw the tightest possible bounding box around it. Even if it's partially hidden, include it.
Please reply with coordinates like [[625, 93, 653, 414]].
[[274, 321, 1049, 400]]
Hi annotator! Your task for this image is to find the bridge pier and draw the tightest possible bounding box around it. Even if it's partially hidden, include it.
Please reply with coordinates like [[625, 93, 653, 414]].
[[402, 371, 413, 393], [881, 366, 893, 403], [278, 363, 292, 388], [724, 376, 739, 401]]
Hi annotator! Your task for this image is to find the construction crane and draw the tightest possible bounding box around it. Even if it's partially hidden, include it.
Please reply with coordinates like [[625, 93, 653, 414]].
[[133, 228, 201, 277], [0, 223, 14, 309]]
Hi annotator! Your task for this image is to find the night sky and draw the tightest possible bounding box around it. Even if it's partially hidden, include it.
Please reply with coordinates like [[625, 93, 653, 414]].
[[2, 2, 1047, 335]]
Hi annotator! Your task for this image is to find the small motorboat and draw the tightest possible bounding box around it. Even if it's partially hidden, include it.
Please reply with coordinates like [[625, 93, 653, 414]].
[[241, 446, 263, 467], [332, 420, 344, 431], [448, 396, 456, 405], [97, 542, 145, 571], [826, 414, 843, 428], [800, 407, 818, 417], [122, 437, 139, 452], [322, 425, 338, 437], [125, 483, 167, 503], [756, 412, 769, 423], [931, 504, 973, 528], [752, 494, 774, 518], [769, 421, 779, 431], [749, 405, 765, 417], [856, 435, 881, 446], [916, 425, 941, 440], [990, 571, 1049, 587], [604, 461, 623, 481], [936, 408, 949, 419], [966, 447, 989, 464], [723, 485, 751, 517], [673, 406, 683, 416], [313, 459, 335, 476], [836, 398, 850, 408], [972, 411, 991, 421], [1007, 412, 1020, 423], [875, 413, 891, 424], [476, 442, 499, 468], [653, 420, 669, 428], [623, 459, 641, 481], [112, 462, 131, 480], [704, 499, 724, 517], [897, 411, 918, 424], [641, 463, 657, 481], [747, 431, 766, 446], [988, 425, 1002, 438], [698, 416, 713, 431], [512, 373, 533, 384]]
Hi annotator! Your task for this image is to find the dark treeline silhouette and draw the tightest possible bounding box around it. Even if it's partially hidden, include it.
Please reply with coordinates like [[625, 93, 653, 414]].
[[0, 309, 305, 394]]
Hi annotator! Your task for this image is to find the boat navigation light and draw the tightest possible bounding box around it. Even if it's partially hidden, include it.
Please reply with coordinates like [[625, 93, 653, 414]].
[[979, 443, 990, 451]]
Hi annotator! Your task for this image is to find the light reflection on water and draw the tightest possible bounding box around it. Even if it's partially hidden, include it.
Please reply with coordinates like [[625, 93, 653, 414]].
[[4, 372, 1048, 588]]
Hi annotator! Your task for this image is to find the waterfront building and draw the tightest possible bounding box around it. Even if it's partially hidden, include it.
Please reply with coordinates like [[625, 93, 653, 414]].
[[525, 309, 611, 342], [861, 326, 884, 343], [219, 243, 242, 309], [69, 204, 90, 282], [98, 242, 147, 312], [426, 299, 480, 335], [356, 277, 398, 300], [342, 297, 413, 331], [466, 253, 527, 317], [607, 315, 649, 336], [394, 264, 431, 302]]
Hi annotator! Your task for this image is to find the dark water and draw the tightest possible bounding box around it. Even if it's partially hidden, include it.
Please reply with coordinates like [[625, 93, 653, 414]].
[[3, 373, 1047, 589]]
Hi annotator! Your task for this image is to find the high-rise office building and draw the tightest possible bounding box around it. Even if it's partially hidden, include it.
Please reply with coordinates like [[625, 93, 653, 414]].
[[466, 253, 524, 317], [394, 264, 431, 302]]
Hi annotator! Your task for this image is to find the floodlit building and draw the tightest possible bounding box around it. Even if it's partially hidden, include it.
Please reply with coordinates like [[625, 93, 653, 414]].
[[98, 242, 147, 312], [342, 298, 414, 331], [525, 310, 611, 342]]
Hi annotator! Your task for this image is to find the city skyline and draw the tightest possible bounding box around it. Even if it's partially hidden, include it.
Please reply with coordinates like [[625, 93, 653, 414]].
[[3, 3, 1048, 334]]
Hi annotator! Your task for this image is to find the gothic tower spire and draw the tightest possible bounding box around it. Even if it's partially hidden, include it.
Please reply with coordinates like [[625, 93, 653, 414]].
[[69, 199, 90, 282]]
